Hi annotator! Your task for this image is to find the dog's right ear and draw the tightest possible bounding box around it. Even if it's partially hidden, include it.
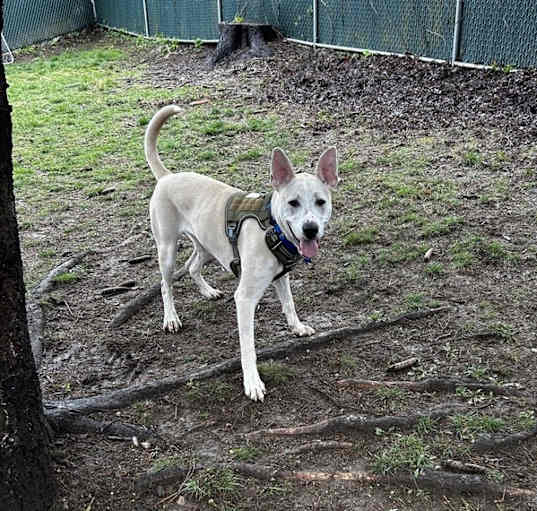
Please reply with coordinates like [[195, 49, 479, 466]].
[[271, 148, 295, 190]]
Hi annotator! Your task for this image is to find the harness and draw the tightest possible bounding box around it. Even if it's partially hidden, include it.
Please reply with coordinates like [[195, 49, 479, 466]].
[[225, 191, 307, 280]]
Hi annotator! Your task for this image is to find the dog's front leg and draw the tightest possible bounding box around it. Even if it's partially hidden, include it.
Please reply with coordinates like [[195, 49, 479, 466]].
[[273, 274, 315, 337], [235, 275, 272, 401]]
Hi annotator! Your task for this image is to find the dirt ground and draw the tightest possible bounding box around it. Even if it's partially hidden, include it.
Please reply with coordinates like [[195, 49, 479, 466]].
[[15, 29, 537, 510]]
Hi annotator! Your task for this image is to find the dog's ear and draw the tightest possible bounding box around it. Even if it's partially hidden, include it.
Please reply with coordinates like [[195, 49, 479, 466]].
[[316, 147, 339, 189], [271, 148, 295, 190]]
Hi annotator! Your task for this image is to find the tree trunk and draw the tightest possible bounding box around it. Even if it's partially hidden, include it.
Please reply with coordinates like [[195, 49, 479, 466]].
[[210, 22, 278, 67], [0, 1, 56, 508]]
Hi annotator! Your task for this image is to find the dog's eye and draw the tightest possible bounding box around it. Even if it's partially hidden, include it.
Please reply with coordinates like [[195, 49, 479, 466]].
[[288, 199, 300, 208], [316, 199, 326, 207]]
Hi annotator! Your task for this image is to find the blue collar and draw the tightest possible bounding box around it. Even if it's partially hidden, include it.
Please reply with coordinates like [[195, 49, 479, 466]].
[[265, 194, 311, 264], [270, 218, 312, 264]]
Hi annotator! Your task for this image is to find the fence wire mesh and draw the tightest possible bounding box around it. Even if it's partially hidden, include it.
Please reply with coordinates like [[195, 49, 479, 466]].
[[93, 0, 147, 36], [145, 0, 218, 40], [2, 1, 537, 68], [3, 0, 94, 50], [458, 0, 537, 68], [318, 0, 454, 60]]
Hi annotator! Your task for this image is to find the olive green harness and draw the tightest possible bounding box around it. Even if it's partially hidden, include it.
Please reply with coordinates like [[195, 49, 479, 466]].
[[225, 191, 303, 280]]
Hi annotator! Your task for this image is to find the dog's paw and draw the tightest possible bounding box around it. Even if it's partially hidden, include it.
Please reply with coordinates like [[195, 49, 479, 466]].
[[201, 286, 224, 300], [243, 372, 266, 402], [292, 323, 315, 337], [163, 314, 182, 332]]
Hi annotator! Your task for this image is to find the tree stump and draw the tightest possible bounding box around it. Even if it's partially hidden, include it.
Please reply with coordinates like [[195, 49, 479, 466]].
[[210, 22, 279, 67]]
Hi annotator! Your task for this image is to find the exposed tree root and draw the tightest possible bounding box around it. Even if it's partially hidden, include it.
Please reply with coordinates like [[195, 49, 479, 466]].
[[136, 462, 536, 500], [26, 251, 91, 369], [246, 405, 465, 438], [109, 268, 188, 329], [280, 440, 354, 456], [472, 426, 537, 453], [442, 459, 487, 474], [44, 308, 451, 422], [32, 251, 90, 298], [337, 377, 521, 396], [46, 413, 155, 440], [27, 235, 143, 369]]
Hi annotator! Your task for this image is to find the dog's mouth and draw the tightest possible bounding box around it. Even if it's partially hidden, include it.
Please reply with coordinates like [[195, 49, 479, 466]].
[[299, 238, 320, 258], [287, 222, 320, 258]]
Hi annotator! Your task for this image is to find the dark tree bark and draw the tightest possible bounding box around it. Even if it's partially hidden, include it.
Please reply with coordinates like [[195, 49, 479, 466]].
[[0, 1, 56, 507], [210, 22, 279, 67]]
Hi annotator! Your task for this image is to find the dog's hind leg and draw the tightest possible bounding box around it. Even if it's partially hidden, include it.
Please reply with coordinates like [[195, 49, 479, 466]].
[[272, 274, 315, 337], [152, 207, 182, 332], [186, 235, 223, 300]]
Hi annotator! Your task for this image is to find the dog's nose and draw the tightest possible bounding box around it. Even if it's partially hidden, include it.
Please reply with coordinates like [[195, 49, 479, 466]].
[[302, 222, 319, 240]]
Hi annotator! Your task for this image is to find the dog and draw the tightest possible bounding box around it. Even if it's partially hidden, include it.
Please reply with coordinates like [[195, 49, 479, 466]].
[[144, 105, 339, 401]]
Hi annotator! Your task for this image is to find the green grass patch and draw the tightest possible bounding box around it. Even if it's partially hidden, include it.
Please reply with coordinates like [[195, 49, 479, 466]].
[[449, 236, 518, 268], [258, 361, 295, 385], [373, 434, 433, 475], [343, 227, 378, 246], [451, 414, 505, 441], [52, 272, 79, 284]]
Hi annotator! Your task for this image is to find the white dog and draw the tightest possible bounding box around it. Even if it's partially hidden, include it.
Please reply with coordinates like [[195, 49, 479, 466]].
[[145, 105, 339, 401]]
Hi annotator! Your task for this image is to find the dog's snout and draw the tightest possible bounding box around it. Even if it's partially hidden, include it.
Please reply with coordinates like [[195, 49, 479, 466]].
[[303, 222, 319, 240]]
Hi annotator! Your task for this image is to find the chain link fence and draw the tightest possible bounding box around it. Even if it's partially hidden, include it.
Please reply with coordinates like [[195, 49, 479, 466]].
[[3, 0, 94, 51], [2, 0, 537, 68]]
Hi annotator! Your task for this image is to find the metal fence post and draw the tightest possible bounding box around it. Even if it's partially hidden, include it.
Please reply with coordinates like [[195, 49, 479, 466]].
[[90, 0, 97, 23], [451, 0, 463, 64], [142, 0, 150, 37], [312, 0, 318, 48], [217, 0, 223, 24]]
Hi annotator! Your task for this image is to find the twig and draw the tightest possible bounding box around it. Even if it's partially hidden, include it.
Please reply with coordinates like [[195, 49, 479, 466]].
[[386, 357, 418, 372], [471, 426, 537, 453], [336, 377, 521, 396], [136, 462, 536, 500], [109, 268, 188, 328], [45, 307, 451, 419], [246, 405, 465, 438]]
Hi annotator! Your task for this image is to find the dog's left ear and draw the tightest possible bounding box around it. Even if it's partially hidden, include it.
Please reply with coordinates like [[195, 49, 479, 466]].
[[316, 147, 339, 189], [271, 148, 295, 190]]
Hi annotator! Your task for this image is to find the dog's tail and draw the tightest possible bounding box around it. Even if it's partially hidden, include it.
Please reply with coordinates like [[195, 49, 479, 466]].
[[144, 104, 183, 180]]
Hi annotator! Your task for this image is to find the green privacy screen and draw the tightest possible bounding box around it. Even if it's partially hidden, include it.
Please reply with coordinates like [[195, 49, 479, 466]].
[[145, 0, 218, 40], [93, 0, 147, 36], [93, 0, 219, 40], [458, 0, 537, 67], [317, 0, 455, 61], [3, 0, 94, 50], [3, 1, 537, 67]]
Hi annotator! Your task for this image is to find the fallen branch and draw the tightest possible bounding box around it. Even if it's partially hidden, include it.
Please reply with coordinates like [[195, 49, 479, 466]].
[[109, 268, 188, 329], [45, 307, 451, 420], [246, 405, 465, 438], [337, 377, 521, 396], [136, 462, 536, 500], [472, 426, 537, 453]]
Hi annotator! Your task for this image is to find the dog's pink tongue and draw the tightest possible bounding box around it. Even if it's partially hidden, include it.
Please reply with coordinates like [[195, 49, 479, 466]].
[[300, 239, 319, 258]]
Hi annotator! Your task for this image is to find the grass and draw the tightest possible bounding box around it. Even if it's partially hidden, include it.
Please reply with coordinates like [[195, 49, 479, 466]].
[[258, 361, 295, 385], [373, 434, 433, 476]]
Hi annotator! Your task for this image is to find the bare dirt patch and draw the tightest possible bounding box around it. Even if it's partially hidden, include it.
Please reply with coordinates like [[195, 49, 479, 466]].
[[14, 29, 537, 510]]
